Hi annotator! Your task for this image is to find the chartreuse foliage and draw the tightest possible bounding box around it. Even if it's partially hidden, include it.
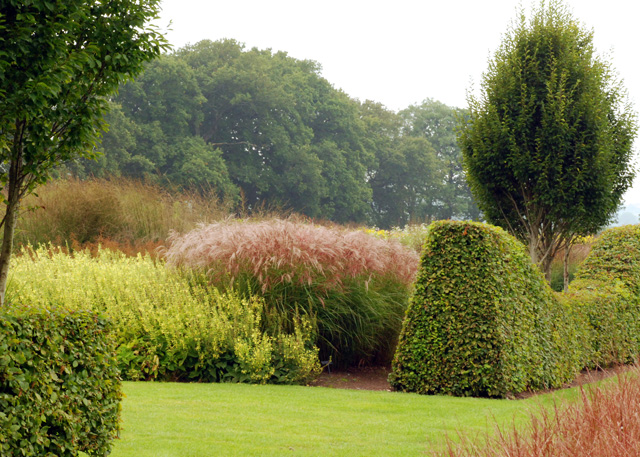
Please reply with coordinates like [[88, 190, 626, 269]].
[[389, 221, 581, 398], [0, 304, 121, 457], [7, 246, 321, 385]]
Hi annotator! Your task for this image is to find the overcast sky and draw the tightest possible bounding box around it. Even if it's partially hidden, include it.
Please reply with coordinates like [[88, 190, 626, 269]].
[[156, 0, 640, 208]]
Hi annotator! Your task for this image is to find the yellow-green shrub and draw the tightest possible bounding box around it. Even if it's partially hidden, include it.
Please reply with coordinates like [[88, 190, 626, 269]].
[[7, 246, 321, 384]]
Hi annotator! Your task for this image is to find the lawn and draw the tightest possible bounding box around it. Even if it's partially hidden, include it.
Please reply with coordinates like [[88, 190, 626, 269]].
[[110, 380, 588, 457]]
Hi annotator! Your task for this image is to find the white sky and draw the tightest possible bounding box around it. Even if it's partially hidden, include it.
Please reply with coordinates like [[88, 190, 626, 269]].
[[157, 0, 640, 207]]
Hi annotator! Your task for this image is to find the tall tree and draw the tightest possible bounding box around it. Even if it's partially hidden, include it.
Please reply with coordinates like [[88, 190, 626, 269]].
[[458, 0, 637, 280], [361, 101, 442, 228], [108, 39, 373, 222], [0, 0, 168, 305], [400, 99, 481, 221]]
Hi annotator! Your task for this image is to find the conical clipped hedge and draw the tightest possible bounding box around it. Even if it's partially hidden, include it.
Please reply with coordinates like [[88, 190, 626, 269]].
[[389, 221, 581, 398]]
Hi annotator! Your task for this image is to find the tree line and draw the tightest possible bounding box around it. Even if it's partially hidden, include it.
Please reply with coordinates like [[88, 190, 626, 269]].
[[64, 39, 480, 228]]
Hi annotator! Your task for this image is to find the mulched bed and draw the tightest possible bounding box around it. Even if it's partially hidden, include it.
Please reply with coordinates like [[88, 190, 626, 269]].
[[308, 366, 393, 391], [308, 364, 636, 397]]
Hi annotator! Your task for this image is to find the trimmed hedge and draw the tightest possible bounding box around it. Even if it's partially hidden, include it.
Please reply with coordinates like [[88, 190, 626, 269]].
[[559, 279, 639, 368], [565, 225, 640, 368], [575, 225, 640, 294], [0, 305, 121, 457], [389, 221, 581, 397]]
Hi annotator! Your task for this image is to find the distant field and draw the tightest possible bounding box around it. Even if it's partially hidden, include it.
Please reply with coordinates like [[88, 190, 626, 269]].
[[109, 380, 588, 457]]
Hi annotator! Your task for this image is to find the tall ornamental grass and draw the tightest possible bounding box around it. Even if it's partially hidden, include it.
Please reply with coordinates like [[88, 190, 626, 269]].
[[7, 246, 320, 384], [439, 368, 640, 457], [15, 177, 232, 249], [164, 218, 420, 367]]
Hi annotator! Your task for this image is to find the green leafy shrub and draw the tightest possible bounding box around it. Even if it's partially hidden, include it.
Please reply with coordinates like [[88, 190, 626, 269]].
[[562, 225, 640, 367], [164, 218, 420, 366], [7, 246, 321, 385], [559, 279, 639, 368], [0, 305, 121, 457], [575, 225, 640, 294], [389, 221, 581, 397]]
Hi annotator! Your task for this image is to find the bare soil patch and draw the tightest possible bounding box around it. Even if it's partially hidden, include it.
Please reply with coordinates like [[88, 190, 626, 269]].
[[308, 364, 636, 397], [308, 366, 393, 391]]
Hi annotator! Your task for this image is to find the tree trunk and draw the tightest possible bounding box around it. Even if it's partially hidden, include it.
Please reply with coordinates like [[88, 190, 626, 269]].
[[529, 231, 554, 283], [563, 243, 571, 292], [0, 158, 23, 307], [542, 253, 553, 284]]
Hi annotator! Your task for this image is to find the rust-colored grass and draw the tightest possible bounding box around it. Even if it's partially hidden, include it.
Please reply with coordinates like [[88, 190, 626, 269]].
[[439, 366, 640, 457]]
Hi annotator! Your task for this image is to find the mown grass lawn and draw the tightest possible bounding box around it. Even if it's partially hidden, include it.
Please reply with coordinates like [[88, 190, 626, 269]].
[[110, 381, 586, 457]]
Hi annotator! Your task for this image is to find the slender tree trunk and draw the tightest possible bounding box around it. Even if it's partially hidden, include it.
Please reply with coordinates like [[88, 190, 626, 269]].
[[0, 157, 22, 307], [529, 231, 554, 283], [563, 243, 572, 292], [528, 234, 539, 265], [542, 254, 553, 284]]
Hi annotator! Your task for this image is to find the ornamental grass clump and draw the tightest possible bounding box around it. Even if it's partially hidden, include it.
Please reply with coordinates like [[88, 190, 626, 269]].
[[164, 218, 420, 367], [439, 368, 640, 457], [15, 177, 230, 249]]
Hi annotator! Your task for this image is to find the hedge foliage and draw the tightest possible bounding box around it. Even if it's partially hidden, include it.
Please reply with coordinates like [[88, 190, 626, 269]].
[[0, 305, 121, 457], [565, 225, 640, 367], [389, 221, 582, 397], [575, 225, 640, 294], [390, 222, 640, 398]]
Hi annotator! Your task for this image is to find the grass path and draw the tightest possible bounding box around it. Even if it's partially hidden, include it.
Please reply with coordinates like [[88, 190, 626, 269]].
[[110, 381, 587, 457]]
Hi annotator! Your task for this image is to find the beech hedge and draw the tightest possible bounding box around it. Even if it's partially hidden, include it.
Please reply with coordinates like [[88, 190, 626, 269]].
[[390, 222, 640, 398], [567, 225, 640, 367], [575, 225, 640, 294], [389, 221, 582, 398], [0, 305, 121, 457]]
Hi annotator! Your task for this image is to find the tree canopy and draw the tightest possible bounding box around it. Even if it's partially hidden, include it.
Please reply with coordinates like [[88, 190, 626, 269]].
[[0, 0, 168, 304], [458, 0, 637, 279], [68, 39, 480, 227]]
